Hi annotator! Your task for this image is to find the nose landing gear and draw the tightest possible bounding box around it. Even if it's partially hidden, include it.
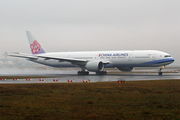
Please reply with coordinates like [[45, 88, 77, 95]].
[[158, 68, 163, 75], [158, 66, 165, 75]]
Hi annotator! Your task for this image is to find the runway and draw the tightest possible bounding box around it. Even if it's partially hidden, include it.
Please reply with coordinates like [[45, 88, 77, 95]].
[[0, 72, 180, 84]]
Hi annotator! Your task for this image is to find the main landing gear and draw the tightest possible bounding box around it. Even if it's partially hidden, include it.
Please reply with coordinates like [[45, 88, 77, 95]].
[[77, 71, 107, 75], [96, 71, 107, 75], [77, 66, 107, 75], [78, 71, 89, 75], [78, 66, 89, 75]]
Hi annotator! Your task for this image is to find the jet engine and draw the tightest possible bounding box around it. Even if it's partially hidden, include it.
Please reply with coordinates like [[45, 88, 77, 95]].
[[85, 60, 104, 72], [117, 67, 134, 72]]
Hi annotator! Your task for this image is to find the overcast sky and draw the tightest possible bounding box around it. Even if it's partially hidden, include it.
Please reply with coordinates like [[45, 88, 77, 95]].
[[0, 0, 179, 65]]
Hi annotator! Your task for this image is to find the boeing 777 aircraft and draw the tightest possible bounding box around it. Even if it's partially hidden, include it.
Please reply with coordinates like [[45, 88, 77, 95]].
[[9, 31, 175, 75]]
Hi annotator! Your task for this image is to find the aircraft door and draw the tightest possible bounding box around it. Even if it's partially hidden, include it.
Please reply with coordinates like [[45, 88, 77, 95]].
[[152, 54, 156, 60], [94, 54, 98, 59], [128, 54, 133, 61]]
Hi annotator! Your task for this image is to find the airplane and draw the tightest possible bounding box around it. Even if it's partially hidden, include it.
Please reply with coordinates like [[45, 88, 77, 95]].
[[9, 31, 175, 75]]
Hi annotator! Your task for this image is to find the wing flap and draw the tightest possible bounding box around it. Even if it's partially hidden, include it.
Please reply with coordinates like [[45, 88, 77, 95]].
[[37, 55, 87, 63]]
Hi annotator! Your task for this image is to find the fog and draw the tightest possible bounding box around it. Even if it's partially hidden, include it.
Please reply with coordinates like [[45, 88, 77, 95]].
[[0, 0, 179, 65], [0, 66, 77, 75]]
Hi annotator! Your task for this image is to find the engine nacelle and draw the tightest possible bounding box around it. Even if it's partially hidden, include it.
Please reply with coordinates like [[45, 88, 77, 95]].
[[117, 67, 134, 72], [85, 60, 104, 72]]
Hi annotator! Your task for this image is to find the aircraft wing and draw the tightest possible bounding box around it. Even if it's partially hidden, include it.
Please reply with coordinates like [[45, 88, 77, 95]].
[[38, 55, 111, 64], [9, 52, 87, 63], [37, 55, 87, 63], [9, 52, 110, 64], [8, 52, 38, 59], [102, 61, 111, 64]]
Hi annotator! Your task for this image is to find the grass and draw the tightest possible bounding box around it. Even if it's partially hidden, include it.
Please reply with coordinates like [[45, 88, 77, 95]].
[[0, 80, 180, 120]]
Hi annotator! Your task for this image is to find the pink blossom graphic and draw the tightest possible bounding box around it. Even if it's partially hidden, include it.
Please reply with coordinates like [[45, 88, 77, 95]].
[[30, 40, 41, 53]]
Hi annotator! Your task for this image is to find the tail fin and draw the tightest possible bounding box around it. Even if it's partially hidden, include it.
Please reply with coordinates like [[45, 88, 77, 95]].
[[26, 31, 46, 54]]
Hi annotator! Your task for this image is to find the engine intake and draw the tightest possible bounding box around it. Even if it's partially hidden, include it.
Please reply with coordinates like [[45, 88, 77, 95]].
[[85, 60, 104, 72]]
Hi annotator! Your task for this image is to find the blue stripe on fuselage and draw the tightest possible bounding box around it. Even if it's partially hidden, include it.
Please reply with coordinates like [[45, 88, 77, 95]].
[[29, 58, 174, 68], [141, 58, 174, 65], [104, 58, 174, 68]]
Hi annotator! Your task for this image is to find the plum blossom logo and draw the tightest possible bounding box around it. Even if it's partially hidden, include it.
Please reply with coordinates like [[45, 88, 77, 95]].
[[30, 40, 41, 53]]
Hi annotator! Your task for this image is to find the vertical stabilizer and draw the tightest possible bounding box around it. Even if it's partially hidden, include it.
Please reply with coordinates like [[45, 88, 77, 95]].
[[26, 31, 46, 54]]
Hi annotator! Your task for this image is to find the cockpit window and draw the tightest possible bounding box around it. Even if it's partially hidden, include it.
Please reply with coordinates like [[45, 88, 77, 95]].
[[164, 55, 171, 57]]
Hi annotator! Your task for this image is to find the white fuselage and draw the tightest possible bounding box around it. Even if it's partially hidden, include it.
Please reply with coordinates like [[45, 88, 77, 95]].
[[9, 31, 175, 75], [28, 50, 174, 68]]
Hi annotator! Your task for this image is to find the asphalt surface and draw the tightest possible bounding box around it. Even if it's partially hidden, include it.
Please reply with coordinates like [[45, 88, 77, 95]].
[[0, 72, 180, 84]]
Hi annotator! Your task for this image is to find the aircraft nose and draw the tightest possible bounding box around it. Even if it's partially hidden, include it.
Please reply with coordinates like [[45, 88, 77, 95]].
[[171, 57, 175, 63]]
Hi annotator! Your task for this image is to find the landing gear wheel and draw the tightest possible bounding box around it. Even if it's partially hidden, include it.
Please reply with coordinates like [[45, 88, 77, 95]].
[[158, 72, 162, 76], [158, 68, 163, 76], [78, 71, 89, 75], [96, 71, 107, 75]]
